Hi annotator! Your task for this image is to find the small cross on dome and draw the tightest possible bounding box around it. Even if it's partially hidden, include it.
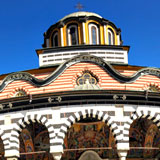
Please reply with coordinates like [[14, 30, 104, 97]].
[[75, 2, 84, 11]]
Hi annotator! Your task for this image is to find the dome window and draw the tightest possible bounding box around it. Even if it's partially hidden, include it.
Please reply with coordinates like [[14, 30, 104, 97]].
[[52, 31, 59, 47], [67, 24, 79, 46], [108, 29, 115, 45], [89, 23, 99, 45]]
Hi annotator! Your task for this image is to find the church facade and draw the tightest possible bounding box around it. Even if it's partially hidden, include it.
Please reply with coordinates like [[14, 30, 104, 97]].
[[0, 12, 160, 160]]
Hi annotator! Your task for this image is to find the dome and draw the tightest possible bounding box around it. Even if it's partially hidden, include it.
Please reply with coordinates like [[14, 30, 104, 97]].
[[38, 11, 128, 67], [59, 11, 102, 22]]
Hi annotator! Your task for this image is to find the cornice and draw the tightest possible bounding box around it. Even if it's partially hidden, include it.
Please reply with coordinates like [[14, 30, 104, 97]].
[[0, 55, 160, 92], [0, 90, 160, 113]]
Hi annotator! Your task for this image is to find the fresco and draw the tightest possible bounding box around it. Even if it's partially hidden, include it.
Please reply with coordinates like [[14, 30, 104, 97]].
[[128, 118, 160, 159], [20, 122, 53, 160], [62, 121, 118, 160], [0, 138, 4, 160]]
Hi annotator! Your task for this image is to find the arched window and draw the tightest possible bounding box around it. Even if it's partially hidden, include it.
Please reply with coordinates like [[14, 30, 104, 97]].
[[108, 29, 115, 45], [67, 24, 79, 46], [148, 85, 160, 92], [14, 90, 27, 97], [52, 31, 59, 47], [89, 23, 99, 45], [76, 72, 98, 85]]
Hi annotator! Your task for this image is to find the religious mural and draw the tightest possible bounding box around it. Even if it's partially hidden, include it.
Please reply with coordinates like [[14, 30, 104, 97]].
[[20, 122, 53, 160], [128, 118, 160, 159], [0, 137, 5, 160], [62, 121, 118, 160]]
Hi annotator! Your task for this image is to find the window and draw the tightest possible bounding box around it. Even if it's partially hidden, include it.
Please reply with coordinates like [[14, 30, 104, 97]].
[[91, 26, 97, 44], [89, 23, 99, 45], [148, 85, 159, 92], [77, 72, 98, 85], [67, 24, 79, 46], [52, 31, 59, 47], [14, 90, 27, 97], [108, 29, 115, 45]]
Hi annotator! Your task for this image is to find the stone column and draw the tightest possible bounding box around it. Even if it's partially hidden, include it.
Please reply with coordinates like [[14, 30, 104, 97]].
[[82, 22, 86, 44], [60, 27, 64, 47], [103, 25, 107, 45], [52, 152, 62, 160], [117, 150, 128, 160]]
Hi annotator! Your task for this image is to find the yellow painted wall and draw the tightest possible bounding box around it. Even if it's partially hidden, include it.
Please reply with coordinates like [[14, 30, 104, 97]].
[[48, 20, 119, 47], [100, 25, 104, 45], [86, 20, 103, 45], [63, 21, 81, 46]]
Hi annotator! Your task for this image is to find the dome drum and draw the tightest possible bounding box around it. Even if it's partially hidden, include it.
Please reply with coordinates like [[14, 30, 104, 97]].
[[37, 45, 129, 67], [42, 12, 122, 48]]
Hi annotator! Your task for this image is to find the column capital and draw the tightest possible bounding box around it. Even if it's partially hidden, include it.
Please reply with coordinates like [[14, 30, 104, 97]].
[[52, 152, 62, 160]]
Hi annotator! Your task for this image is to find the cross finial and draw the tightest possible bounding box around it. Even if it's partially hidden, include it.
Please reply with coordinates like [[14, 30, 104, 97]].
[[75, 2, 84, 11]]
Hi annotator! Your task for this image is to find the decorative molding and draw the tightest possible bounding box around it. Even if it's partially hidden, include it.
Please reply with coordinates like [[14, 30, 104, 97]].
[[56, 108, 121, 149], [123, 110, 160, 143], [9, 113, 55, 154], [1, 54, 160, 92]]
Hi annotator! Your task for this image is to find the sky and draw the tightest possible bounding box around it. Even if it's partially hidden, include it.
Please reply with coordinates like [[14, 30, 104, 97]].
[[0, 0, 160, 75]]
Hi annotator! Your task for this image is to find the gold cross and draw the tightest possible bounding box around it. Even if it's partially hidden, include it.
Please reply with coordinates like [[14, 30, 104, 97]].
[[75, 2, 84, 11]]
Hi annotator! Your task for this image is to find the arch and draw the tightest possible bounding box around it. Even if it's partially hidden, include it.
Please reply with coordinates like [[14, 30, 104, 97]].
[[126, 113, 160, 159], [73, 68, 102, 89], [67, 24, 79, 46], [56, 108, 121, 148], [108, 28, 115, 45], [143, 82, 160, 92], [88, 23, 99, 45], [0, 129, 7, 158], [9, 87, 30, 98], [76, 71, 98, 85], [51, 31, 59, 47], [123, 109, 160, 143], [9, 113, 55, 156], [79, 150, 102, 160]]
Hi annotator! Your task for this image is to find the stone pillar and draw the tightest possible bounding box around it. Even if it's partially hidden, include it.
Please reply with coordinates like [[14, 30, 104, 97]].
[[52, 152, 62, 160], [117, 150, 128, 160], [103, 25, 107, 45], [60, 27, 64, 47], [82, 22, 86, 44]]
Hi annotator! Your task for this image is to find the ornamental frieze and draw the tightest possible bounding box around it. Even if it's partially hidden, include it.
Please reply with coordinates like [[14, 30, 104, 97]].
[[0, 54, 160, 92]]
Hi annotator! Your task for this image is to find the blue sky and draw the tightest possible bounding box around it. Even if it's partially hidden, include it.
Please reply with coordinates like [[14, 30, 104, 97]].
[[0, 0, 160, 74]]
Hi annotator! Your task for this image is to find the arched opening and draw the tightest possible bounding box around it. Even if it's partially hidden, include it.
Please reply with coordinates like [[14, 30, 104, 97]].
[[52, 31, 59, 47], [0, 137, 5, 160], [62, 116, 118, 160], [76, 71, 98, 85], [14, 89, 27, 97], [128, 117, 160, 159], [108, 29, 115, 45], [148, 84, 160, 92], [89, 23, 99, 45], [19, 121, 53, 160], [79, 150, 102, 160], [67, 24, 79, 46]]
